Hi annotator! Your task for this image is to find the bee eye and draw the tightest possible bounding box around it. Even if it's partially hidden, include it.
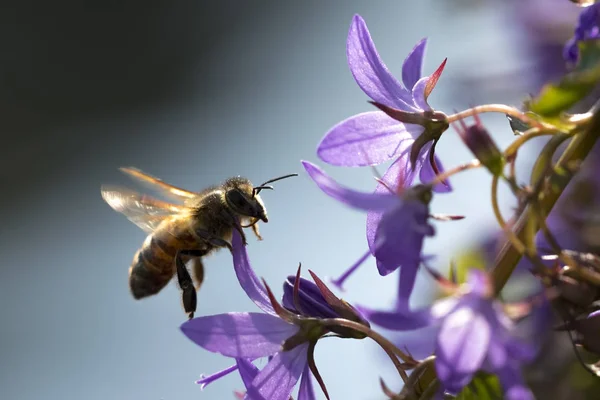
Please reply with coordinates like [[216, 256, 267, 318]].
[[227, 189, 249, 209]]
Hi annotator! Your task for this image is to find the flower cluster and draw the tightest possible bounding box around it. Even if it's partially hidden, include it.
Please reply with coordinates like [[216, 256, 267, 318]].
[[176, 5, 600, 400]]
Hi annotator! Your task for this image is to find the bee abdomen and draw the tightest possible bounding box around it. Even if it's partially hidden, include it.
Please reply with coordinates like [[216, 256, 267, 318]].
[[128, 236, 175, 299]]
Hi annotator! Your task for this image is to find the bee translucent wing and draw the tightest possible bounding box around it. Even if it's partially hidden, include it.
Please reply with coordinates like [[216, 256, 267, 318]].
[[119, 167, 197, 202], [101, 185, 190, 233]]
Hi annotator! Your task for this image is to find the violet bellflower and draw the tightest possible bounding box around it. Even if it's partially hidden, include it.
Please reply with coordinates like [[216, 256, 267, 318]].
[[317, 14, 451, 193], [363, 269, 537, 399], [564, 3, 600, 64], [302, 160, 435, 309], [180, 231, 369, 400]]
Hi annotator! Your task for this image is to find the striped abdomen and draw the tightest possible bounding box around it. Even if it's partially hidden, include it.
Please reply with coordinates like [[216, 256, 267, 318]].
[[128, 217, 205, 299]]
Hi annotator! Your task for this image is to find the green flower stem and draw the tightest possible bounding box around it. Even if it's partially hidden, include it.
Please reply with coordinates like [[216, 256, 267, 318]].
[[504, 128, 560, 159], [491, 174, 527, 256], [491, 111, 600, 294], [446, 104, 552, 129], [427, 159, 481, 187], [319, 318, 412, 384]]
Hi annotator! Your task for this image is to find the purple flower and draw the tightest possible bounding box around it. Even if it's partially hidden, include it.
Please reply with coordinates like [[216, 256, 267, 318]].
[[564, 3, 600, 64], [361, 270, 537, 399], [317, 14, 450, 193], [302, 160, 434, 307], [181, 232, 368, 400]]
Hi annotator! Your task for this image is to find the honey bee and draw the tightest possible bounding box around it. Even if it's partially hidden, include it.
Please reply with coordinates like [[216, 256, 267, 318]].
[[101, 167, 297, 319]]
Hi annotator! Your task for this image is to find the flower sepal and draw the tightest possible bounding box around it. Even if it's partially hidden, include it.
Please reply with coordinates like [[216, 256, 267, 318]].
[[454, 114, 505, 177], [370, 100, 449, 168]]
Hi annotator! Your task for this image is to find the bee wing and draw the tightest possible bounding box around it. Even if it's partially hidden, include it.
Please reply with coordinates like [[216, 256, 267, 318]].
[[119, 167, 197, 203], [101, 185, 192, 233]]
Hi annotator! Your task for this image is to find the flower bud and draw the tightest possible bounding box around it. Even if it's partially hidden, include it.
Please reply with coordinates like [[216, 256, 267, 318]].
[[455, 115, 504, 176], [282, 269, 370, 339], [557, 310, 600, 355], [557, 275, 598, 307]]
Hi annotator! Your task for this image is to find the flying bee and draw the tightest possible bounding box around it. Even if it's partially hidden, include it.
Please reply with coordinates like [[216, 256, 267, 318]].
[[101, 167, 297, 319]]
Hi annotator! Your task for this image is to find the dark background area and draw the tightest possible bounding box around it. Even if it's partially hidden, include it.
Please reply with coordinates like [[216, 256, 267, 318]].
[[0, 1, 581, 399]]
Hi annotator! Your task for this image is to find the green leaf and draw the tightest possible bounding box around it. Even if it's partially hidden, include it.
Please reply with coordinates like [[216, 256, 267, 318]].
[[455, 372, 503, 400], [526, 40, 600, 117]]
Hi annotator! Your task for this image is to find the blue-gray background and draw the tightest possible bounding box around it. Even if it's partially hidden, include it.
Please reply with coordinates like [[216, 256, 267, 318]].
[[0, 1, 577, 399]]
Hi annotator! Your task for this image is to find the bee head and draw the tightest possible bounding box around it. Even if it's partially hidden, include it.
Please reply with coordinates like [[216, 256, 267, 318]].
[[224, 177, 269, 222], [223, 173, 298, 224]]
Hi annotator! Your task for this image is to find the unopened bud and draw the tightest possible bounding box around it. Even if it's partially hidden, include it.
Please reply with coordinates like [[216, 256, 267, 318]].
[[557, 275, 598, 307], [454, 115, 504, 176], [557, 310, 600, 355]]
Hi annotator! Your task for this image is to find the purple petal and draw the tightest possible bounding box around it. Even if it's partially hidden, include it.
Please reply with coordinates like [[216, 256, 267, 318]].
[[373, 200, 433, 276], [245, 344, 309, 400], [236, 358, 260, 390], [297, 365, 316, 400], [317, 111, 413, 167], [282, 276, 337, 319], [418, 145, 452, 193], [180, 312, 298, 358], [505, 385, 535, 400], [505, 337, 537, 363], [357, 305, 432, 331], [302, 161, 399, 211], [411, 76, 431, 111], [232, 231, 275, 315], [466, 269, 492, 297], [196, 363, 240, 389], [487, 339, 508, 370], [430, 297, 460, 318], [330, 249, 371, 290], [402, 38, 427, 90], [347, 15, 417, 111], [435, 306, 491, 389], [366, 149, 421, 254], [396, 259, 420, 308], [497, 364, 534, 400]]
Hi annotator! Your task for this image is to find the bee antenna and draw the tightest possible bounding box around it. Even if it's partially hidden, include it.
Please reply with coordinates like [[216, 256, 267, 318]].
[[253, 173, 298, 196], [252, 185, 274, 197]]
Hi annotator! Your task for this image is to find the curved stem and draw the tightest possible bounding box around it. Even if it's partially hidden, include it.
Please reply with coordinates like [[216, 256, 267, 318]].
[[446, 104, 550, 128], [491, 110, 600, 293], [427, 159, 481, 187], [533, 200, 562, 255], [504, 128, 558, 159], [491, 175, 527, 255], [319, 318, 413, 383]]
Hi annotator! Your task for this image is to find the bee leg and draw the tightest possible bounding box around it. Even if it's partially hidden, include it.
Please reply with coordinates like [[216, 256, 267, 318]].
[[176, 250, 202, 320], [251, 221, 263, 241], [190, 257, 204, 291], [195, 229, 234, 254]]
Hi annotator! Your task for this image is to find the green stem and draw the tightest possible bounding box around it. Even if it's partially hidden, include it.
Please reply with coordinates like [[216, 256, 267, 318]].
[[319, 318, 412, 383], [491, 112, 600, 293], [446, 104, 551, 128], [491, 175, 527, 255], [503, 128, 558, 159], [407, 110, 600, 396]]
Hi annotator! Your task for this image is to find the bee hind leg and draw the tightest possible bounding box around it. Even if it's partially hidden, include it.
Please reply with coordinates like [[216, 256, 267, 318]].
[[176, 250, 203, 320], [189, 257, 204, 291]]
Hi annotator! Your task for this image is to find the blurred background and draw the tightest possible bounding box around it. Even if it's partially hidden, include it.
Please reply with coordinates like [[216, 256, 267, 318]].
[[0, 1, 587, 399]]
